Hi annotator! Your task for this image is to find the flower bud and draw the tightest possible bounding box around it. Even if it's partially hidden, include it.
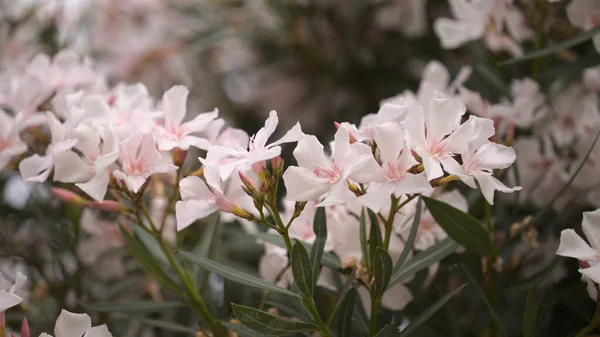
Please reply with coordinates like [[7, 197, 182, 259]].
[[232, 206, 255, 221], [239, 171, 257, 193], [21, 317, 30, 337], [172, 148, 187, 167], [51, 187, 86, 205]]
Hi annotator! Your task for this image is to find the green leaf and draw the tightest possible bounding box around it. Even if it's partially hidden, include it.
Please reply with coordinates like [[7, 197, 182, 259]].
[[291, 240, 314, 298], [473, 63, 511, 97], [254, 233, 342, 270], [394, 197, 422, 274], [374, 322, 398, 337], [500, 25, 600, 65], [389, 237, 458, 287], [133, 316, 197, 334], [198, 214, 222, 291], [179, 251, 300, 298], [130, 223, 169, 264], [82, 301, 185, 313], [352, 317, 367, 336], [461, 265, 508, 337], [310, 207, 327, 284], [119, 225, 182, 295], [336, 288, 357, 337], [224, 322, 270, 337], [398, 284, 468, 337], [360, 209, 370, 270], [373, 247, 393, 297], [523, 288, 537, 337], [422, 196, 492, 255], [232, 304, 319, 336], [368, 209, 383, 271]]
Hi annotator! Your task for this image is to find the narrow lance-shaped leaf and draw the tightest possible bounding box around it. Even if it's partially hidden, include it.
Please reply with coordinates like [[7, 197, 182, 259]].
[[130, 223, 169, 264], [394, 197, 422, 274], [398, 284, 468, 337], [310, 207, 327, 284], [82, 301, 185, 313], [461, 265, 508, 337], [179, 251, 300, 298], [291, 240, 314, 298], [523, 287, 537, 337], [360, 208, 370, 270], [232, 304, 319, 336], [389, 237, 458, 287], [224, 322, 270, 337], [422, 196, 492, 256], [133, 316, 198, 334], [336, 288, 357, 337], [119, 225, 182, 295], [500, 25, 600, 65], [373, 247, 393, 298], [368, 209, 383, 272]]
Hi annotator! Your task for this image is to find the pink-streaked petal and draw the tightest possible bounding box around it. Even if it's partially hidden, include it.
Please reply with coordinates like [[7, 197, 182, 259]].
[[283, 166, 330, 201], [54, 310, 92, 337]]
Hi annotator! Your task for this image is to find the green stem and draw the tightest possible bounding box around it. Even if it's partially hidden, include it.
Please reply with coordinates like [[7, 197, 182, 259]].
[[383, 196, 399, 250], [575, 296, 600, 337], [304, 298, 330, 337], [369, 293, 381, 337]]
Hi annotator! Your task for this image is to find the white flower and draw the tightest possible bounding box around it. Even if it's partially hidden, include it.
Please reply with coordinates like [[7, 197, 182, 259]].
[[155, 85, 218, 151], [39, 310, 112, 337], [433, 0, 493, 49], [0, 271, 26, 312], [566, 0, 600, 53], [206, 110, 304, 180], [0, 110, 27, 171], [557, 209, 600, 295], [283, 127, 381, 206], [358, 122, 432, 213]]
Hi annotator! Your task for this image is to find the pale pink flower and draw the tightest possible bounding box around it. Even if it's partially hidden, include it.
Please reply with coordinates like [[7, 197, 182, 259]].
[[358, 122, 432, 213], [19, 112, 81, 182], [39, 310, 112, 337], [401, 94, 473, 180], [0, 271, 26, 312], [155, 85, 218, 151], [175, 175, 236, 232], [283, 127, 381, 206], [112, 132, 177, 193], [52, 125, 119, 201], [433, 0, 494, 49], [442, 117, 521, 204], [206, 111, 304, 180], [0, 110, 27, 171]]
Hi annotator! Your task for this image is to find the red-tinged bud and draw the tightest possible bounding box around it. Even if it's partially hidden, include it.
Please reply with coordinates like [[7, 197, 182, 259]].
[[51, 187, 85, 205], [239, 171, 257, 190], [334, 121, 341, 129], [579, 260, 591, 269], [251, 161, 267, 176], [172, 148, 188, 167], [91, 200, 128, 212], [0, 311, 5, 328], [21, 317, 30, 337], [271, 156, 283, 170]]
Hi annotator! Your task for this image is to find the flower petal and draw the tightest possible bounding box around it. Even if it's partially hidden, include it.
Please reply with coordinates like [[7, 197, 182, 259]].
[[54, 310, 92, 337], [175, 199, 219, 231], [76, 172, 110, 202], [283, 166, 330, 201], [583, 209, 600, 251], [293, 135, 328, 171], [83, 325, 113, 337], [252, 110, 278, 149], [179, 176, 212, 201], [161, 85, 188, 126], [556, 229, 598, 261]]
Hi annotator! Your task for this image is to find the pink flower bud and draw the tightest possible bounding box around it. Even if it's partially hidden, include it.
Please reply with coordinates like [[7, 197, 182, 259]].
[[579, 260, 591, 269], [251, 161, 267, 175], [51, 187, 85, 205], [91, 200, 127, 212], [238, 171, 257, 189], [271, 156, 283, 170], [21, 317, 30, 337]]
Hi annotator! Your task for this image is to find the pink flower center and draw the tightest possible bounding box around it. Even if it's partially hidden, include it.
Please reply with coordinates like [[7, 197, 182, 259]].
[[126, 157, 145, 175], [314, 162, 341, 183], [428, 137, 448, 159], [382, 161, 404, 181], [0, 137, 12, 150]]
